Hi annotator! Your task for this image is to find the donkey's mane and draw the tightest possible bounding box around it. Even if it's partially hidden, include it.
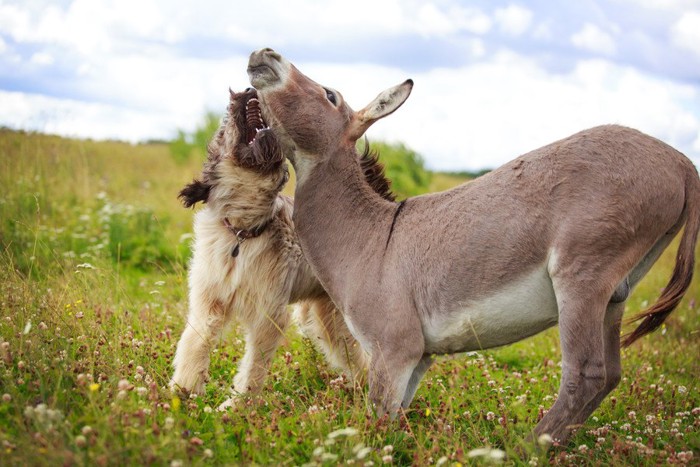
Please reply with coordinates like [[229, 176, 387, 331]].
[[359, 142, 396, 202]]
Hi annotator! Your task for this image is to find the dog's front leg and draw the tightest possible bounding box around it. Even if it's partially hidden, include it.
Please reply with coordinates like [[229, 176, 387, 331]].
[[171, 297, 232, 396], [218, 306, 289, 411]]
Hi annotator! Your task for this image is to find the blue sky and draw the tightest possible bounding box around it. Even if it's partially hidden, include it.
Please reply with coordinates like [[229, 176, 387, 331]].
[[1, 0, 699, 170]]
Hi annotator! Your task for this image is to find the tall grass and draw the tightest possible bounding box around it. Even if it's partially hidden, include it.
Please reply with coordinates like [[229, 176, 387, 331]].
[[0, 129, 697, 466]]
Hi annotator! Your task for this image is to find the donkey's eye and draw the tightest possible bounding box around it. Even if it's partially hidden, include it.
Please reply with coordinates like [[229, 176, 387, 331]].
[[324, 88, 337, 105]]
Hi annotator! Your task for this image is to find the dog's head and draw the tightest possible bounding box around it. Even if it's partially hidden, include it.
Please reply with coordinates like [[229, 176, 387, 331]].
[[179, 88, 289, 209]]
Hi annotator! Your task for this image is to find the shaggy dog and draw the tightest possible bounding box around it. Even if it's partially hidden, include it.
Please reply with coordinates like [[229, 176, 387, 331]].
[[170, 88, 371, 409]]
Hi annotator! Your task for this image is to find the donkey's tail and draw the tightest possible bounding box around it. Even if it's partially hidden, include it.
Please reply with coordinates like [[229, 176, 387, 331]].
[[622, 170, 700, 347]]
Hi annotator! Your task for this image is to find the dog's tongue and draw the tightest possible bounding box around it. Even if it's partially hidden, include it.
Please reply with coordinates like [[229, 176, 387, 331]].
[[246, 98, 264, 144]]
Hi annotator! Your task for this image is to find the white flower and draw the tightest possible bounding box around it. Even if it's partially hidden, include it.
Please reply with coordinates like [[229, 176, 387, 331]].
[[328, 427, 358, 438], [537, 433, 553, 446]]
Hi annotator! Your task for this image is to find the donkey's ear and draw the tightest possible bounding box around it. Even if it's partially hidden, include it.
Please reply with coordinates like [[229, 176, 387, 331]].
[[178, 179, 211, 208], [349, 79, 413, 140]]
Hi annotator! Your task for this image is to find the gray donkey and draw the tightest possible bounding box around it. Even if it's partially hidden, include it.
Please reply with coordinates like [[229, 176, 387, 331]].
[[247, 48, 700, 444]]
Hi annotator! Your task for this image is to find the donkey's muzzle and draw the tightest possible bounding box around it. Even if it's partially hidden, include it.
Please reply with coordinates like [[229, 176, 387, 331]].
[[248, 48, 286, 89]]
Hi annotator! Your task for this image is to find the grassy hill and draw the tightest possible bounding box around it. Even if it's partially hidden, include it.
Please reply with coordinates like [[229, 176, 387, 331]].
[[0, 129, 697, 465]]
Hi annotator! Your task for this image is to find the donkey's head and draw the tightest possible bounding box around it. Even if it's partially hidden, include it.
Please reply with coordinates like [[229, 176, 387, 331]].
[[247, 48, 413, 167], [179, 88, 289, 213]]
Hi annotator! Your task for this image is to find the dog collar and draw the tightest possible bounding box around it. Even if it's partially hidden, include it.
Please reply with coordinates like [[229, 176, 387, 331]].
[[223, 217, 271, 257]]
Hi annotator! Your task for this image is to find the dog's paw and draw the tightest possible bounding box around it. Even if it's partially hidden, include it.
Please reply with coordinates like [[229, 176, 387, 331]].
[[217, 396, 240, 412]]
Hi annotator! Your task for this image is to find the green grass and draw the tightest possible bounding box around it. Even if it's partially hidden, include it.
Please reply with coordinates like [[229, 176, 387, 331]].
[[0, 129, 698, 466]]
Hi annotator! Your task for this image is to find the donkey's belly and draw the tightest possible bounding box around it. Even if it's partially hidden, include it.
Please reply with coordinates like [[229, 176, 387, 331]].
[[423, 266, 559, 354]]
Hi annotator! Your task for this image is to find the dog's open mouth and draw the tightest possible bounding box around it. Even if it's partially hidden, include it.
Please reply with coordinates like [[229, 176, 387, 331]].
[[245, 96, 268, 145]]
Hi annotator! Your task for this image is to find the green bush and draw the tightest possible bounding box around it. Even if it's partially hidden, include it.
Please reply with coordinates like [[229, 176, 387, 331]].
[[169, 112, 221, 164]]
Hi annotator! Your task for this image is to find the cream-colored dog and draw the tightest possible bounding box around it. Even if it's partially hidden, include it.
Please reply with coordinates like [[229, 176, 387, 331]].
[[170, 88, 370, 409]]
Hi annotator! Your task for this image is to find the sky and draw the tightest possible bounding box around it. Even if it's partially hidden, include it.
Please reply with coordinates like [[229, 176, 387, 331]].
[[1, 0, 699, 171]]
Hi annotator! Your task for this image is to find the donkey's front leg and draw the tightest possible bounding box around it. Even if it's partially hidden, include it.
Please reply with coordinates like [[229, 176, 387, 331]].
[[534, 292, 609, 444], [366, 312, 425, 418], [218, 306, 289, 411]]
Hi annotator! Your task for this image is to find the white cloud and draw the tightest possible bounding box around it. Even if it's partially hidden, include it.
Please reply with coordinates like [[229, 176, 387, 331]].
[[494, 4, 533, 36], [671, 11, 700, 56], [30, 52, 54, 65], [571, 23, 617, 56], [0, 91, 175, 142], [355, 54, 698, 170], [412, 3, 492, 37]]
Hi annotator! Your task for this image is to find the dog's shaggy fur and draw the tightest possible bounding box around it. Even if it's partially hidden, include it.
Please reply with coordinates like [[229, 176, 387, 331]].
[[170, 89, 370, 409]]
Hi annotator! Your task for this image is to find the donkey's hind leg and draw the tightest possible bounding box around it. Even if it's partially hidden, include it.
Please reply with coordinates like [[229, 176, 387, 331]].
[[569, 301, 625, 427], [534, 287, 610, 444], [218, 305, 289, 410]]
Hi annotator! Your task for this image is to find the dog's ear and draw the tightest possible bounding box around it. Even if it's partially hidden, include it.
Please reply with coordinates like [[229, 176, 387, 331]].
[[178, 179, 211, 208]]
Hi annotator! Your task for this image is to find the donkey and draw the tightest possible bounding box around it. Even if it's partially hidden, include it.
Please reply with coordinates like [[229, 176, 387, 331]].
[[247, 48, 700, 444], [170, 88, 369, 410]]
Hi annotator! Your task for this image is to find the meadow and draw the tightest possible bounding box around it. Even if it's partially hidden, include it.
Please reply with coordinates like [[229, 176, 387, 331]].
[[0, 128, 697, 466]]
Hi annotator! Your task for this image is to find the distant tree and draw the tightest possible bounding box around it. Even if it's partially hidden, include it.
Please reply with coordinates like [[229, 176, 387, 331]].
[[169, 112, 221, 164]]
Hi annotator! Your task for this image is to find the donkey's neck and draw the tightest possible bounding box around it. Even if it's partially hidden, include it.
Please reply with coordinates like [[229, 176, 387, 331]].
[[292, 147, 396, 306]]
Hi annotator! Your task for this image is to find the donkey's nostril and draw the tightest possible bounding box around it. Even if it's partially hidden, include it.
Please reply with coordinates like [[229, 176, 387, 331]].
[[262, 48, 281, 61]]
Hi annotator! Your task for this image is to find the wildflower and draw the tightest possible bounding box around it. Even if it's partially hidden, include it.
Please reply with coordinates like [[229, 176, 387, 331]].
[[89, 383, 100, 392], [38, 322, 48, 330], [328, 427, 359, 439], [82, 426, 93, 436], [190, 437, 204, 446], [578, 445, 589, 453], [171, 397, 181, 411], [677, 385, 687, 394], [118, 379, 133, 391], [354, 444, 372, 459], [75, 435, 87, 448], [468, 447, 505, 461], [436, 456, 448, 466], [170, 461, 183, 467], [203, 449, 213, 458], [308, 405, 320, 414], [486, 411, 496, 421], [537, 433, 553, 446], [2, 394, 11, 403], [164, 417, 175, 430], [628, 411, 636, 420], [382, 445, 393, 453], [425, 408, 431, 416], [382, 454, 393, 463]]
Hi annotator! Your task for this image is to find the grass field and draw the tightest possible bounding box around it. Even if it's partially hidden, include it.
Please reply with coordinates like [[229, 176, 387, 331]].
[[0, 129, 698, 466]]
